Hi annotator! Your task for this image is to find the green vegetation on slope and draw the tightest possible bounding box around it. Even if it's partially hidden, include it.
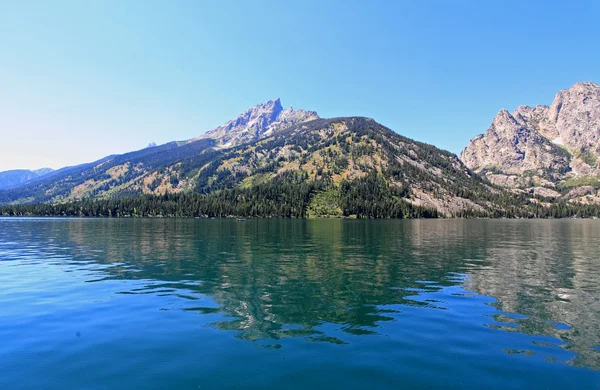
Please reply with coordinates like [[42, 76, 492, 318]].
[[2, 117, 600, 218], [306, 188, 342, 218], [558, 175, 600, 190], [577, 151, 599, 167], [2, 167, 600, 219], [0, 170, 439, 218]]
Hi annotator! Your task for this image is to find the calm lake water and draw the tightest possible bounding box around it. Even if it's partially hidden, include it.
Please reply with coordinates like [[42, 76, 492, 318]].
[[1, 218, 599, 389]]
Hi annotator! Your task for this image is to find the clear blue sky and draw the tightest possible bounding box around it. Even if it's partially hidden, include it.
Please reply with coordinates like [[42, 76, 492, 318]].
[[1, 0, 599, 171]]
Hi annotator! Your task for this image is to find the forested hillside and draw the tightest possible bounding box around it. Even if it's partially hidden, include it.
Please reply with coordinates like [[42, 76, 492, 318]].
[[3, 115, 598, 218]]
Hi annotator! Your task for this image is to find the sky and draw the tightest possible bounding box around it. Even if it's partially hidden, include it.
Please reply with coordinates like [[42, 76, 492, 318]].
[[1, 0, 599, 171]]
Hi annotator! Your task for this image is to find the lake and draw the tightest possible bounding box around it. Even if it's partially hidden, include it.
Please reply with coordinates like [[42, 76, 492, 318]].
[[1, 218, 599, 389]]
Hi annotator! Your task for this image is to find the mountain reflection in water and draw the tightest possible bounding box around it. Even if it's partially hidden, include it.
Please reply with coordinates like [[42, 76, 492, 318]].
[[1, 218, 599, 389]]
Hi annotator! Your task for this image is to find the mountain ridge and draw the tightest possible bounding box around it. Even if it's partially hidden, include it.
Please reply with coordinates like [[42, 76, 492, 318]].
[[460, 81, 600, 203], [0, 168, 55, 190], [2, 93, 600, 218], [195, 98, 319, 148]]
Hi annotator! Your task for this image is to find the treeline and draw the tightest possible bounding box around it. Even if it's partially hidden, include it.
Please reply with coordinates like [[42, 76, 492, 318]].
[[453, 202, 600, 219], [1, 169, 599, 220], [338, 171, 436, 218]]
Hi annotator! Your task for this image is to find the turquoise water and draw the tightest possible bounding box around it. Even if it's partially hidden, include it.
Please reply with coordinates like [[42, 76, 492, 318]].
[[1, 218, 599, 389]]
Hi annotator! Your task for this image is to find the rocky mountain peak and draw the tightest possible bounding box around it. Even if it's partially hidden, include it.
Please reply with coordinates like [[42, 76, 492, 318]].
[[461, 81, 600, 189], [261, 97, 283, 111], [548, 81, 600, 153], [487, 109, 532, 142], [569, 81, 600, 92], [549, 82, 599, 118], [197, 98, 318, 148], [492, 109, 518, 127], [494, 108, 512, 120]]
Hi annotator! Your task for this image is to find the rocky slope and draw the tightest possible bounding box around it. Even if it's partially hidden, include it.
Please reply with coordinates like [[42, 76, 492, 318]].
[[0, 168, 55, 190], [196, 98, 319, 148], [461, 82, 600, 203]]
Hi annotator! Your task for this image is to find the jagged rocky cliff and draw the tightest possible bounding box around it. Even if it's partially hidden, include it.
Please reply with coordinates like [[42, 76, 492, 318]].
[[197, 98, 319, 147], [461, 82, 600, 202]]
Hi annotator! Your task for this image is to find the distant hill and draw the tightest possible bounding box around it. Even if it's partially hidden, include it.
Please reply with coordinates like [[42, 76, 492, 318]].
[[0, 168, 54, 190]]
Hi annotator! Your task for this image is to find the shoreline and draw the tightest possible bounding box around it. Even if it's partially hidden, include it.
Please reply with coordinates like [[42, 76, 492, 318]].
[[0, 215, 597, 220]]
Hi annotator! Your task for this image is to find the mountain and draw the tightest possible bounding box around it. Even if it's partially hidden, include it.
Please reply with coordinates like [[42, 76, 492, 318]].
[[0, 138, 218, 205], [461, 82, 600, 203], [0, 168, 55, 190], [178, 116, 510, 217], [196, 98, 319, 148], [1, 112, 582, 218], [2, 98, 599, 218], [32, 168, 54, 176], [0, 99, 315, 205]]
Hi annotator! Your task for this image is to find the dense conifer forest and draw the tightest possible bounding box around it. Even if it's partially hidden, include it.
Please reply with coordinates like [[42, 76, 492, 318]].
[[2, 169, 599, 219]]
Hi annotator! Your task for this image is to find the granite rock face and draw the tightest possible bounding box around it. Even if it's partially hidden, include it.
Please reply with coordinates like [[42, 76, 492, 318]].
[[461, 82, 600, 188], [198, 98, 319, 147]]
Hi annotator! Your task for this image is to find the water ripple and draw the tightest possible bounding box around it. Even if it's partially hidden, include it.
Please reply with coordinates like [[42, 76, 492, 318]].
[[1, 218, 599, 389]]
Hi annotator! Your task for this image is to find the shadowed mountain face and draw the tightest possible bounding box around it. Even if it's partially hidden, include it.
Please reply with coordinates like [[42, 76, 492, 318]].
[[0, 168, 54, 190], [461, 82, 600, 202]]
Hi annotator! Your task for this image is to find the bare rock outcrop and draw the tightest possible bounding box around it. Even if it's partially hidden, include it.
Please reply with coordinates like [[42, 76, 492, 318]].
[[461, 82, 600, 189], [197, 98, 318, 148]]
